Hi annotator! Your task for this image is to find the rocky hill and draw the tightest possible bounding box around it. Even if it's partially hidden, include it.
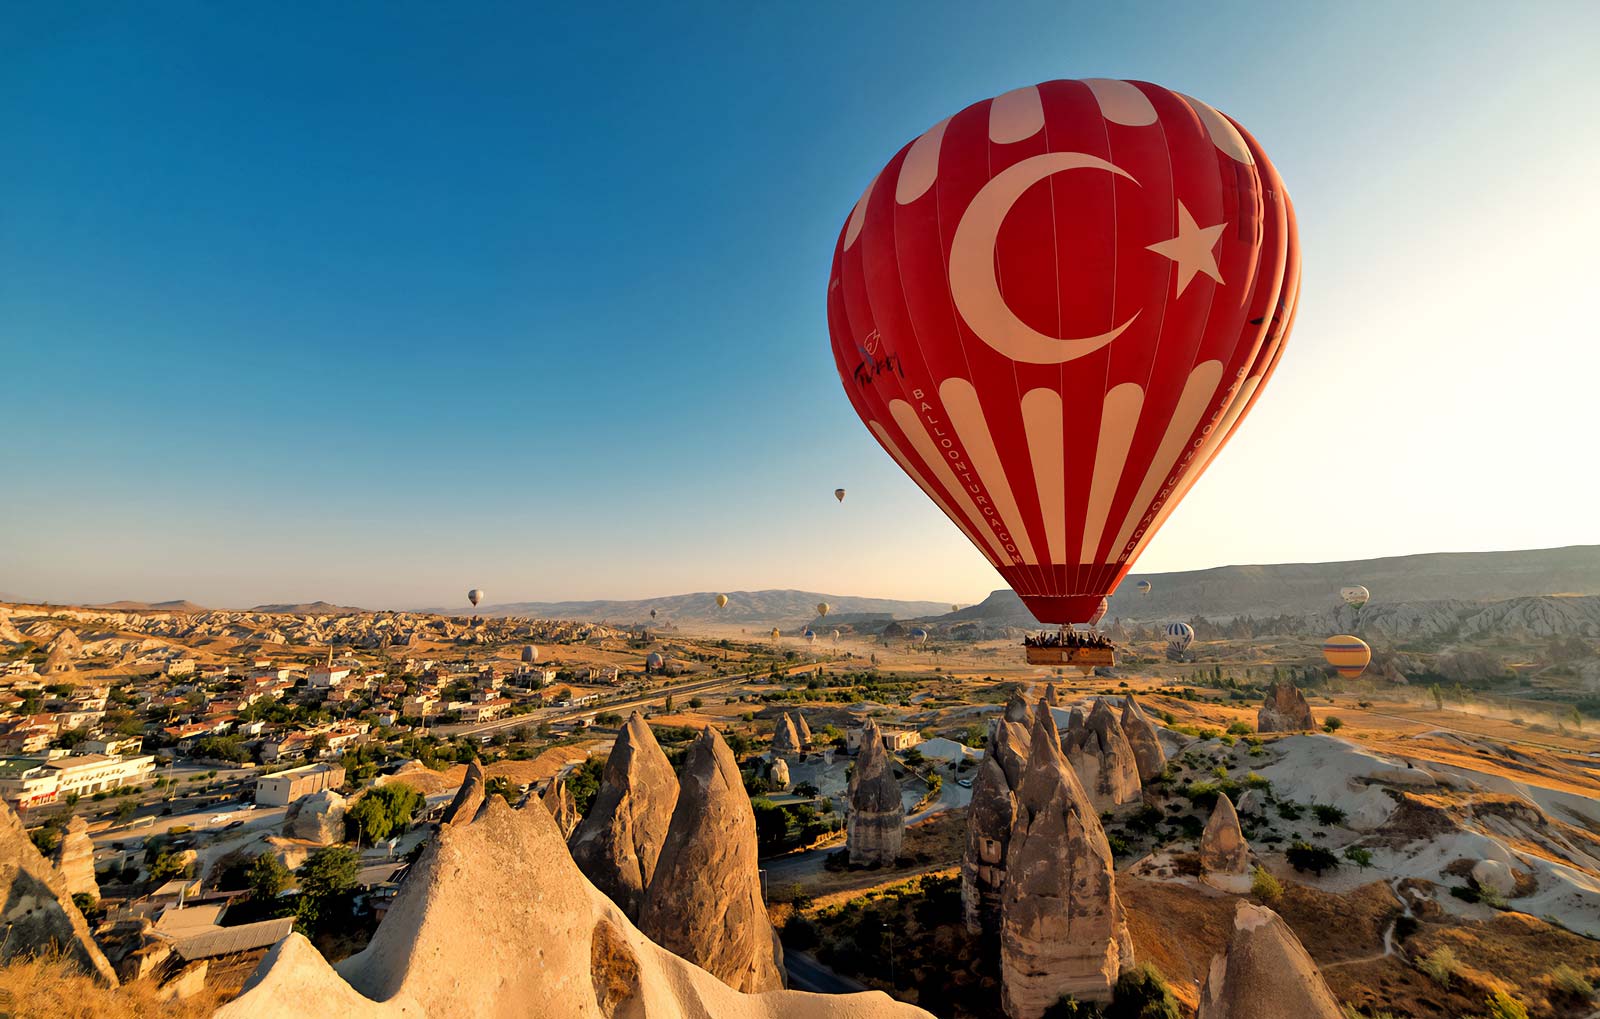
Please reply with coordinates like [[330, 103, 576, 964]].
[[464, 589, 950, 627]]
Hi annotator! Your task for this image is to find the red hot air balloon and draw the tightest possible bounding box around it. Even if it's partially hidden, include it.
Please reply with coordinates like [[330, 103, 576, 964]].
[[828, 79, 1298, 625]]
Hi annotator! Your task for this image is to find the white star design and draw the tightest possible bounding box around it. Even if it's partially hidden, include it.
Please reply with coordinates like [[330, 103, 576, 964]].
[[1146, 201, 1226, 297]]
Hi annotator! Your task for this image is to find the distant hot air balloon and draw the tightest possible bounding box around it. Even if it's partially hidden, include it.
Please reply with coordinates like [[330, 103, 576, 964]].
[[909, 627, 929, 644], [650, 608, 658, 620], [828, 79, 1298, 627], [835, 488, 846, 503], [715, 594, 729, 609], [832, 628, 841, 644], [521, 645, 539, 664], [804, 628, 816, 645], [1164, 621, 1195, 651], [1340, 586, 1370, 609], [645, 651, 664, 671], [951, 604, 960, 613], [1323, 634, 1371, 678], [1136, 580, 1152, 596], [816, 602, 830, 617], [770, 627, 782, 641], [467, 589, 484, 608]]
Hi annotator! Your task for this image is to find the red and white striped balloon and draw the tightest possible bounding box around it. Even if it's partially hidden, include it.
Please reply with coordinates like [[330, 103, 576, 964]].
[[828, 79, 1299, 624]]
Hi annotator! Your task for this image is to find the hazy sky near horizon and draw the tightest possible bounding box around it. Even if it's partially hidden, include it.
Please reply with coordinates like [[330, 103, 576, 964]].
[[4, 2, 1598, 610]]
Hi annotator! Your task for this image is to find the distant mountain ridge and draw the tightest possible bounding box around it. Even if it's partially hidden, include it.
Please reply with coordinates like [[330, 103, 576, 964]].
[[945, 545, 1600, 627], [461, 590, 951, 627]]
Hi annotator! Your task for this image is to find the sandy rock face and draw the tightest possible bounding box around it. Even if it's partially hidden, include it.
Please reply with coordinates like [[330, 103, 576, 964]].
[[440, 759, 486, 825], [541, 777, 580, 839], [769, 757, 791, 790], [569, 712, 680, 921], [772, 713, 803, 757], [1044, 684, 1059, 707], [51, 816, 99, 901], [1004, 691, 1032, 725], [1119, 696, 1167, 783], [1197, 901, 1341, 1019], [1200, 794, 1250, 875], [638, 727, 785, 993], [847, 719, 905, 867], [1258, 682, 1316, 732], [990, 717, 1033, 792], [962, 754, 1017, 936], [283, 789, 348, 845], [0, 802, 116, 984], [791, 710, 813, 748], [1472, 858, 1516, 897], [217, 793, 930, 1019], [1063, 699, 1142, 812], [1001, 710, 1133, 1018]]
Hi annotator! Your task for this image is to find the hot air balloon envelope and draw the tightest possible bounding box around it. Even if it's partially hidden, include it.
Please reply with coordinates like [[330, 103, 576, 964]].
[[645, 652, 664, 669], [771, 627, 781, 640], [1323, 635, 1371, 678], [715, 594, 729, 609], [1136, 580, 1152, 595], [828, 80, 1299, 626], [467, 589, 484, 608], [1340, 586, 1370, 608], [521, 645, 539, 664], [835, 488, 846, 503], [1164, 621, 1195, 650], [910, 627, 929, 643], [816, 602, 830, 617]]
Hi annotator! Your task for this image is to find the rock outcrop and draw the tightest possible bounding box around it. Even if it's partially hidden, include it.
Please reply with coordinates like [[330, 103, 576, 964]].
[[1200, 794, 1249, 875], [771, 713, 803, 757], [0, 801, 116, 984], [638, 727, 785, 993], [1001, 709, 1133, 1017], [990, 717, 1032, 791], [1004, 691, 1031, 725], [569, 711, 680, 921], [1063, 699, 1142, 812], [1119, 696, 1167, 783], [440, 759, 485, 825], [962, 753, 1016, 936], [217, 789, 928, 1019], [50, 815, 99, 901], [769, 757, 791, 790], [1196, 901, 1341, 1019], [791, 710, 813, 748], [847, 719, 904, 866], [541, 777, 580, 839], [1258, 682, 1316, 733], [283, 789, 347, 845], [1044, 683, 1059, 707], [1472, 858, 1516, 897]]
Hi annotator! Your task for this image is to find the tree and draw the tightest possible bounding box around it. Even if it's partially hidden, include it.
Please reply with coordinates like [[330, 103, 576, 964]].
[[248, 853, 292, 901], [295, 846, 360, 933], [1322, 716, 1344, 733], [566, 757, 607, 815], [346, 783, 423, 844]]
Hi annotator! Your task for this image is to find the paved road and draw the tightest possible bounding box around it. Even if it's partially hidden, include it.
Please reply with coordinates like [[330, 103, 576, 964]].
[[784, 949, 867, 994]]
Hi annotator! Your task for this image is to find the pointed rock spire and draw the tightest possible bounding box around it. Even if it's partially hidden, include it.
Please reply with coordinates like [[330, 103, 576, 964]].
[[569, 711, 680, 920], [1045, 683, 1059, 707], [1120, 695, 1167, 783], [1064, 699, 1142, 812], [1004, 690, 1031, 724], [638, 727, 785, 992], [1065, 706, 1086, 746], [440, 759, 485, 826], [961, 753, 1017, 936], [0, 801, 116, 984], [771, 713, 802, 757], [51, 816, 99, 902], [1197, 901, 1341, 1019], [1258, 682, 1316, 732], [1200, 793, 1249, 876], [540, 776, 579, 839], [1002, 706, 1133, 1017], [847, 719, 905, 866], [790, 710, 813, 747], [990, 717, 1033, 791]]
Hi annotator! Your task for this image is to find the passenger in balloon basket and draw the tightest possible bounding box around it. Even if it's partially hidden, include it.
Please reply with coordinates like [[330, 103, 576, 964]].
[[1022, 626, 1115, 651]]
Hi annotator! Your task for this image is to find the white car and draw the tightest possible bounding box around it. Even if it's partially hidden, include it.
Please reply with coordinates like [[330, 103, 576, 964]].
[[209, 813, 233, 825]]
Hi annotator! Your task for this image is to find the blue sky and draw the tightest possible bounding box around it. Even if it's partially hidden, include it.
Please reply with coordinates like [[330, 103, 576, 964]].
[[4, 2, 1598, 609]]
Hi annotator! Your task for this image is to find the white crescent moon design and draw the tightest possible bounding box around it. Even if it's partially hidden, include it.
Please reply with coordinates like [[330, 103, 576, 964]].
[[949, 151, 1140, 365]]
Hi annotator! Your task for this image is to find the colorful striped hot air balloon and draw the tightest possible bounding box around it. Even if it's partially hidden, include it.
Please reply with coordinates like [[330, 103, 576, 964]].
[[1164, 621, 1194, 650], [1323, 634, 1371, 678]]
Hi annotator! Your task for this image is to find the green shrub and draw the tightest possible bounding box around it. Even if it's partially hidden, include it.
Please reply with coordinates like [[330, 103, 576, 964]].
[[1311, 803, 1347, 826], [1550, 963, 1595, 999], [1106, 963, 1180, 1019], [1226, 721, 1253, 736], [1250, 865, 1282, 903], [1484, 990, 1528, 1019], [1275, 800, 1303, 820], [1286, 841, 1339, 875], [1244, 772, 1270, 789], [1343, 846, 1373, 869]]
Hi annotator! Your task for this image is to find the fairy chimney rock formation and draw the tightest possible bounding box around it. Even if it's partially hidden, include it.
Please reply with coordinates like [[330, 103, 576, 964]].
[[1065, 706, 1086, 746], [1200, 793, 1250, 875], [1257, 682, 1316, 733], [1196, 901, 1342, 1019], [962, 752, 1017, 936], [440, 760, 485, 826], [771, 713, 803, 757], [1002, 709, 1133, 1018], [283, 789, 348, 845], [541, 776, 580, 839], [638, 727, 785, 992], [790, 710, 813, 748], [1064, 699, 1142, 812], [1119, 695, 1168, 783], [51, 815, 100, 901], [769, 757, 791, 790], [1004, 690, 1032, 725], [847, 719, 905, 866], [0, 801, 116, 984], [1045, 683, 1059, 707], [569, 711, 680, 920], [990, 717, 1033, 792]]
